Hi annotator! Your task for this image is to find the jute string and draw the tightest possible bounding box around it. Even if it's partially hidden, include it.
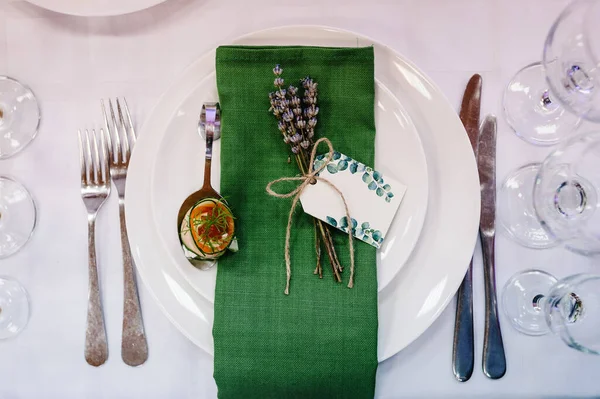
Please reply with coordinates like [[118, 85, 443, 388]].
[[266, 138, 355, 295]]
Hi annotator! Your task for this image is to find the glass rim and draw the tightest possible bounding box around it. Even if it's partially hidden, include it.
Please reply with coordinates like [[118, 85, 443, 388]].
[[0, 76, 41, 160], [0, 176, 37, 259], [547, 273, 600, 355], [532, 130, 600, 253]]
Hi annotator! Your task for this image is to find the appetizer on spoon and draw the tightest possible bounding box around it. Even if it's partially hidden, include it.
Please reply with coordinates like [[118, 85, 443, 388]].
[[178, 103, 236, 269]]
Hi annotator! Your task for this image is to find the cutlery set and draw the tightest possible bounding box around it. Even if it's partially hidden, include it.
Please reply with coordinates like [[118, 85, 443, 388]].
[[453, 75, 506, 381], [78, 99, 147, 367]]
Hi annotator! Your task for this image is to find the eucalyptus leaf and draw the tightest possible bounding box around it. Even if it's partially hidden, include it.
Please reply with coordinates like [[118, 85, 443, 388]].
[[327, 164, 338, 174], [373, 171, 381, 181], [383, 184, 391, 191], [313, 160, 325, 172], [376, 188, 384, 197], [368, 181, 377, 190], [362, 173, 372, 183], [361, 222, 370, 229], [351, 218, 358, 228], [372, 230, 382, 241], [340, 216, 349, 228], [337, 160, 348, 171], [326, 216, 337, 227], [333, 151, 341, 160], [385, 196, 391, 203], [349, 162, 358, 174], [387, 192, 394, 198]]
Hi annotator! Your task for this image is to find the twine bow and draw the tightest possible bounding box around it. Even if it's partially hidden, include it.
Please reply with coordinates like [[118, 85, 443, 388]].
[[266, 138, 355, 295]]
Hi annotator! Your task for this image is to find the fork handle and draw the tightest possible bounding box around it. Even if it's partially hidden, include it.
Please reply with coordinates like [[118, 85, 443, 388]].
[[85, 216, 108, 367], [119, 199, 148, 366]]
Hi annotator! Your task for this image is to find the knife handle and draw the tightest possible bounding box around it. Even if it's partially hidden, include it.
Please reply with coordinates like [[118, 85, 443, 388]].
[[481, 234, 506, 379], [453, 262, 474, 382]]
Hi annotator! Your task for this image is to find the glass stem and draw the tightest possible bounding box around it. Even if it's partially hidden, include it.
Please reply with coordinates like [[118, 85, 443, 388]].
[[539, 90, 557, 111], [532, 294, 547, 311]]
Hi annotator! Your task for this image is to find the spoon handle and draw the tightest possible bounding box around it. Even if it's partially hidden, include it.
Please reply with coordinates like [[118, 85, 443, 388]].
[[200, 103, 220, 189]]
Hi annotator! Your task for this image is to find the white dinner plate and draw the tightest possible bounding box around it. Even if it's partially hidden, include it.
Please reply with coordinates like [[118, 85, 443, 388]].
[[25, 0, 167, 16], [126, 26, 480, 361], [150, 66, 428, 301]]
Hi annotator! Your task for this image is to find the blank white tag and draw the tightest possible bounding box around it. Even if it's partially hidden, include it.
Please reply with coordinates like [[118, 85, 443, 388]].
[[300, 152, 406, 248]]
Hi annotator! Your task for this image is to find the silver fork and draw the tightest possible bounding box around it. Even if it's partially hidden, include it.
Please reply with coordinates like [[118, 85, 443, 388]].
[[79, 128, 110, 367], [102, 98, 148, 367]]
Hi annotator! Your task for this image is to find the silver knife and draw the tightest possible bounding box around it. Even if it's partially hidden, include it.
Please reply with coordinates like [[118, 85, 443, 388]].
[[478, 115, 506, 379], [453, 74, 482, 382]]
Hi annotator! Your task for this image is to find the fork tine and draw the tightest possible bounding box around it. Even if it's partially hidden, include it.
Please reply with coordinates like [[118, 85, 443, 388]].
[[108, 99, 121, 164], [101, 99, 114, 164], [78, 129, 87, 186], [122, 98, 136, 145], [91, 129, 101, 185], [116, 99, 130, 162], [84, 129, 93, 185], [100, 128, 109, 185]]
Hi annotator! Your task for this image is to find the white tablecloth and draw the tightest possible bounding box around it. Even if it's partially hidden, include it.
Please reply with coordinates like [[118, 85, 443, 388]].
[[1, 0, 599, 397]]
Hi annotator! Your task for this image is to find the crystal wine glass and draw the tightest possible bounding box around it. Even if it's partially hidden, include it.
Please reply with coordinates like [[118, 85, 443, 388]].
[[0, 276, 30, 339], [503, 0, 600, 146], [498, 130, 600, 252], [0, 76, 40, 158], [503, 270, 600, 355]]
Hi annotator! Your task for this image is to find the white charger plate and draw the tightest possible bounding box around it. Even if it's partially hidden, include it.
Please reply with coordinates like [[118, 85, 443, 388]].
[[25, 0, 167, 16], [126, 26, 480, 361]]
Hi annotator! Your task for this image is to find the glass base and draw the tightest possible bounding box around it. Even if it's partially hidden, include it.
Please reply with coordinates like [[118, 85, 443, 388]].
[[503, 62, 581, 146], [0, 77, 40, 159], [0, 277, 30, 339], [502, 270, 558, 336], [0, 177, 37, 258], [498, 163, 559, 249]]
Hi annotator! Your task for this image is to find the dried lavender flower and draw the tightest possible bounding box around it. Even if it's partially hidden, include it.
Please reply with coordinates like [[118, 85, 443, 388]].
[[296, 119, 306, 129], [273, 64, 283, 76], [308, 118, 317, 128], [300, 140, 310, 149], [288, 86, 298, 96], [276, 88, 287, 98], [290, 133, 302, 144], [278, 121, 286, 132], [306, 128, 315, 138], [274, 77, 284, 87], [291, 146, 300, 154], [290, 96, 301, 107], [282, 109, 294, 122], [304, 105, 319, 118], [293, 107, 302, 116]]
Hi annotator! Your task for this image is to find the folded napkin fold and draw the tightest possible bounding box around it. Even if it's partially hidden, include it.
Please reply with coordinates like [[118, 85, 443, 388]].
[[214, 45, 378, 399]]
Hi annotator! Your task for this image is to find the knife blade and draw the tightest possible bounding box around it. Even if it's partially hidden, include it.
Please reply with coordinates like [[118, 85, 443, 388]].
[[452, 74, 482, 383], [478, 115, 506, 379]]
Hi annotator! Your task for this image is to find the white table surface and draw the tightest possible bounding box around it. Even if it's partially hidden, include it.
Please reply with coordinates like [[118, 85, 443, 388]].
[[1, 0, 599, 397]]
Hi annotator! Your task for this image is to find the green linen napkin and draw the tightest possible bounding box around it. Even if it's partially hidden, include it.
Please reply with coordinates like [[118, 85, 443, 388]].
[[214, 45, 378, 399]]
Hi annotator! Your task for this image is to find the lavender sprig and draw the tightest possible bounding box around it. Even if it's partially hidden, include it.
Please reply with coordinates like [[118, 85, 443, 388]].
[[268, 64, 343, 286]]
